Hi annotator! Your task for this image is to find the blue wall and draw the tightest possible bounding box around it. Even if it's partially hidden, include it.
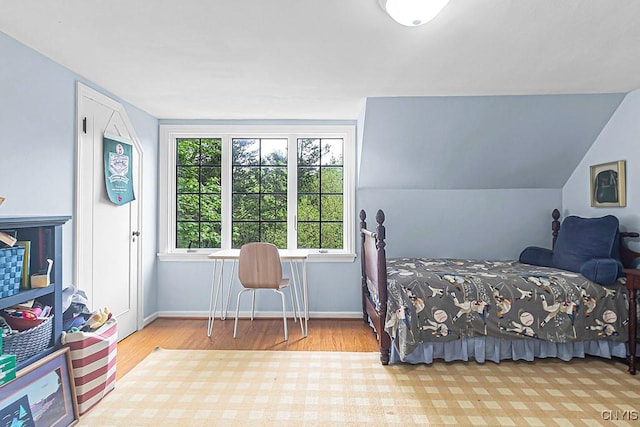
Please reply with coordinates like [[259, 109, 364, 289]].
[[563, 89, 640, 246], [354, 94, 626, 260], [359, 95, 624, 190], [0, 32, 160, 318]]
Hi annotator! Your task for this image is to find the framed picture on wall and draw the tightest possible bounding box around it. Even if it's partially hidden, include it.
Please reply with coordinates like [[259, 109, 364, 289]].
[[0, 348, 78, 427], [590, 160, 626, 207]]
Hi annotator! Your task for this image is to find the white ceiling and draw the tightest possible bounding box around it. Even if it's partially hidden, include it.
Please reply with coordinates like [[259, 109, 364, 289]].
[[1, 0, 639, 120]]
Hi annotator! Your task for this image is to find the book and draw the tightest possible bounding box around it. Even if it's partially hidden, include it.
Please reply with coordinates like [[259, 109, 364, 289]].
[[16, 241, 31, 289], [0, 230, 16, 247]]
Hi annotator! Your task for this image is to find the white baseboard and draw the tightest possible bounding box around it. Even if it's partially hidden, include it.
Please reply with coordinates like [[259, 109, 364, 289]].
[[142, 312, 159, 328], [152, 310, 363, 319]]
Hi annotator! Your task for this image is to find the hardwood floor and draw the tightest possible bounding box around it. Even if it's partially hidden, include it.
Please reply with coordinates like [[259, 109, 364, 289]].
[[116, 317, 380, 379]]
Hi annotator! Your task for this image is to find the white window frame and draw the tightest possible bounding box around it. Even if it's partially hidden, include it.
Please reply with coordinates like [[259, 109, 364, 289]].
[[158, 124, 356, 262]]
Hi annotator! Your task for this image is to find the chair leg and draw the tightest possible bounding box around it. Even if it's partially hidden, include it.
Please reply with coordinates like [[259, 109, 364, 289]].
[[234, 288, 249, 338], [275, 289, 288, 341]]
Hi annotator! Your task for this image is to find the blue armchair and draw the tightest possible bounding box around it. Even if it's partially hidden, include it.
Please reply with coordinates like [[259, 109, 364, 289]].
[[519, 215, 622, 285]]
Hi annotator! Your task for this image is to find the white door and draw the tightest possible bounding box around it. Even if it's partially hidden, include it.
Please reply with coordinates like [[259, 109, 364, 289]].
[[75, 83, 142, 340]]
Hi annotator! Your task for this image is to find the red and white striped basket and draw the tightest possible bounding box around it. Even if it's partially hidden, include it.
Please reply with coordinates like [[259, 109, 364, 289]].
[[62, 318, 117, 415]]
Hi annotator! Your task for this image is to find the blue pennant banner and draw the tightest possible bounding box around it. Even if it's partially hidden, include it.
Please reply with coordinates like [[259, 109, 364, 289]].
[[104, 134, 135, 205]]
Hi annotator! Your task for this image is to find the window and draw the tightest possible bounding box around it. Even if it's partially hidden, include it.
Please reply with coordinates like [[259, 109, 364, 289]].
[[159, 125, 355, 261], [232, 138, 288, 248], [176, 138, 222, 249], [297, 138, 344, 249]]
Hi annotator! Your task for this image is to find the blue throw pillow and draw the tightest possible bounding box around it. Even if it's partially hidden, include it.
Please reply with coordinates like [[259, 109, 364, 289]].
[[552, 215, 620, 274], [580, 258, 620, 285], [519, 246, 554, 268]]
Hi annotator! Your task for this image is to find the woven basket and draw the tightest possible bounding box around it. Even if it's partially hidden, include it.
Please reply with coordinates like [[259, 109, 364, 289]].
[[3, 315, 53, 363], [0, 246, 24, 298]]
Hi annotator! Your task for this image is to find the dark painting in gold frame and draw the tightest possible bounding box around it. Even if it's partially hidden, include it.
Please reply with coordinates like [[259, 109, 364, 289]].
[[590, 160, 626, 207]]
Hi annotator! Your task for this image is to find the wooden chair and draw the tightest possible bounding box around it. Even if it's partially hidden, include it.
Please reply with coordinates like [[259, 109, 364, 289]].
[[233, 242, 290, 341]]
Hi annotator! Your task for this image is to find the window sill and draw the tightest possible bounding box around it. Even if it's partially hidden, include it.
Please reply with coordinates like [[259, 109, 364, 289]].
[[157, 251, 356, 263]]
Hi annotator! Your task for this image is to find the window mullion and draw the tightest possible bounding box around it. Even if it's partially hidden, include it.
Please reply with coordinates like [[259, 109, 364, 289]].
[[221, 135, 232, 250], [287, 135, 297, 250]]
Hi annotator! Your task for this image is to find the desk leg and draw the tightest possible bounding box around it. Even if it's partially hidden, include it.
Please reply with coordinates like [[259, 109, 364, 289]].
[[630, 285, 637, 375], [289, 261, 304, 338], [207, 260, 222, 337], [219, 261, 226, 320], [302, 259, 308, 337], [288, 261, 301, 322], [224, 260, 237, 320]]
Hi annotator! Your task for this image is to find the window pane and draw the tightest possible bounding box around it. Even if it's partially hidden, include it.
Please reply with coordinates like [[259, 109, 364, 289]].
[[233, 138, 259, 165], [233, 222, 259, 248], [297, 222, 319, 248], [261, 222, 287, 248], [176, 139, 200, 165], [298, 195, 319, 221], [320, 167, 343, 193], [261, 167, 287, 193], [177, 222, 198, 248], [298, 166, 319, 193], [321, 195, 343, 221], [321, 139, 343, 166], [261, 139, 287, 165], [199, 138, 222, 166], [177, 166, 199, 193], [200, 195, 221, 221], [201, 166, 221, 193], [298, 138, 320, 165], [177, 194, 200, 221], [233, 166, 260, 193], [261, 194, 287, 220], [200, 222, 221, 248], [233, 194, 260, 220], [321, 223, 343, 249]]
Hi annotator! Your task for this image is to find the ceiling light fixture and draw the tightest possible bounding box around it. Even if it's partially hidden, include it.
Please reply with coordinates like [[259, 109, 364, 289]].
[[379, 0, 450, 27]]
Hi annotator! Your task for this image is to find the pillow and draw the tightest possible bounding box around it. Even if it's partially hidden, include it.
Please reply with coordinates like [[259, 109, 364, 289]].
[[519, 246, 554, 268], [552, 215, 619, 274], [579, 258, 620, 285]]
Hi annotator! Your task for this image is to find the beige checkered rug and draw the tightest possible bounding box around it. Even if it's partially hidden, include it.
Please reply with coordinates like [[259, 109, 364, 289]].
[[79, 348, 640, 426]]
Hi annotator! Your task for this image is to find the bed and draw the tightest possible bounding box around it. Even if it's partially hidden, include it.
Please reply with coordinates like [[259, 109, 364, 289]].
[[359, 208, 640, 368]]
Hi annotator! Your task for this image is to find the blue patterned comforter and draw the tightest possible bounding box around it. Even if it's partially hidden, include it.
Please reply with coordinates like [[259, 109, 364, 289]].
[[384, 258, 629, 360]]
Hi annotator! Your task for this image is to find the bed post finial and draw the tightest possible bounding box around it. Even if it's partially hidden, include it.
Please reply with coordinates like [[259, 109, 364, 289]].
[[359, 209, 368, 324], [552, 209, 560, 248], [375, 210, 386, 249]]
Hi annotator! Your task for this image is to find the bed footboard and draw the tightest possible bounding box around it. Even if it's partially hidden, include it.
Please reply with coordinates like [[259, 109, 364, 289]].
[[360, 209, 391, 365]]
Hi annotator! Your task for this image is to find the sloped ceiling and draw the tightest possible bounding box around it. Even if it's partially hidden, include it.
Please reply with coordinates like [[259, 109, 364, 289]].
[[0, 1, 639, 119], [359, 93, 625, 189]]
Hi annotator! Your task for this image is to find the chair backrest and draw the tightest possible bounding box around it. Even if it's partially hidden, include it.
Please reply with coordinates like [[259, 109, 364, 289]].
[[238, 242, 283, 289]]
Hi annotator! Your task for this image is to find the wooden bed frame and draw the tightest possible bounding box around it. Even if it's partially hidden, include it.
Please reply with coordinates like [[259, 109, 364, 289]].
[[359, 208, 640, 365]]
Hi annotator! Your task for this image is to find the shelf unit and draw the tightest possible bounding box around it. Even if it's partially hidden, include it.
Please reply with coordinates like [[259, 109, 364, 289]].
[[0, 215, 70, 370]]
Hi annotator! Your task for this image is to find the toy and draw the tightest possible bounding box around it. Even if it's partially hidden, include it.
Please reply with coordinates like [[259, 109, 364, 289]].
[[81, 307, 112, 331]]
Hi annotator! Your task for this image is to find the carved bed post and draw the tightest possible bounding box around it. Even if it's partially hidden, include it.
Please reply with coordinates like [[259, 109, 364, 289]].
[[375, 209, 391, 365], [552, 209, 560, 248], [359, 209, 368, 323]]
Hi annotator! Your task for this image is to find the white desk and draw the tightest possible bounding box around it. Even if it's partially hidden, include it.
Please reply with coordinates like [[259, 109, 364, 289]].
[[207, 249, 309, 338]]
